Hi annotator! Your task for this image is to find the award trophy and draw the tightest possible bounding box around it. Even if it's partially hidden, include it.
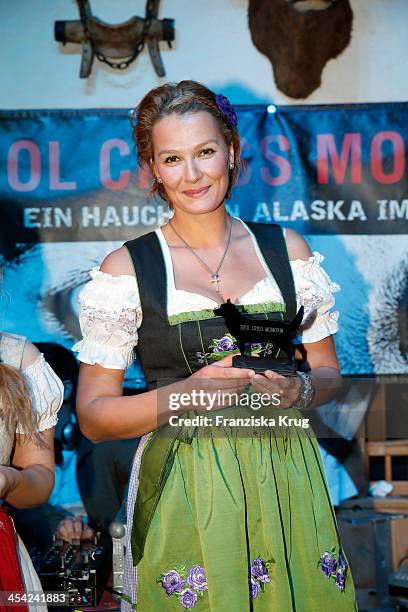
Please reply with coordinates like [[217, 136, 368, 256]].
[[214, 300, 304, 376]]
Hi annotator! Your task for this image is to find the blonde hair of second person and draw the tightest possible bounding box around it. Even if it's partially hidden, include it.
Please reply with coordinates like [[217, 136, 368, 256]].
[[0, 341, 55, 508]]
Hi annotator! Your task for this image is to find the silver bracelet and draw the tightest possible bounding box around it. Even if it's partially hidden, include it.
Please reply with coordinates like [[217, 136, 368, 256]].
[[296, 372, 315, 410]]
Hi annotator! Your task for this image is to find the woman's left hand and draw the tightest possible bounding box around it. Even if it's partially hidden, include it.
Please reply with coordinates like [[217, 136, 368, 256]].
[[248, 370, 302, 409]]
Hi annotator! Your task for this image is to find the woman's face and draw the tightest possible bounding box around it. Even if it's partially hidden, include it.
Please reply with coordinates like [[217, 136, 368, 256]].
[[151, 111, 233, 215]]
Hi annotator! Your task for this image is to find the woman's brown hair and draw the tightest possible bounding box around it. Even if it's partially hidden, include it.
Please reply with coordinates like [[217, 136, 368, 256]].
[[131, 80, 241, 204]]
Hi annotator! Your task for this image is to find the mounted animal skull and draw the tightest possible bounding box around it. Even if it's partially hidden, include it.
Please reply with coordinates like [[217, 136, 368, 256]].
[[248, 0, 353, 98]]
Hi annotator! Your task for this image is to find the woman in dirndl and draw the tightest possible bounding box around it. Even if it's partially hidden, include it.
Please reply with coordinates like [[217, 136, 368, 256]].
[[75, 80, 357, 611]]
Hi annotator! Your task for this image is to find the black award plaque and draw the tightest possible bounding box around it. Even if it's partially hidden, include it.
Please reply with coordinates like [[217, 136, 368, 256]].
[[214, 300, 304, 376]]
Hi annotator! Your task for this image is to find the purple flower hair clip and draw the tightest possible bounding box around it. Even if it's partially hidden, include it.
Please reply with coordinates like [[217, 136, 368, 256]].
[[215, 93, 238, 130]]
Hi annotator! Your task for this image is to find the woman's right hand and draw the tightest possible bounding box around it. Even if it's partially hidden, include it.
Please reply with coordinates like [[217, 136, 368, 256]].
[[191, 354, 255, 379], [170, 355, 256, 413]]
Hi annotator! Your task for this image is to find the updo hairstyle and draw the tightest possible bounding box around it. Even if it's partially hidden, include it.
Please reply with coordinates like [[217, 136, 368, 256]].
[[131, 80, 241, 202]]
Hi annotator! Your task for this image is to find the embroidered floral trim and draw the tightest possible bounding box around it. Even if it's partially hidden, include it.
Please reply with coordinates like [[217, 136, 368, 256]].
[[198, 334, 280, 364], [318, 547, 349, 591], [187, 565, 208, 591], [249, 556, 272, 600], [158, 558, 274, 605], [157, 564, 207, 608], [207, 333, 240, 360], [249, 577, 260, 600], [179, 588, 198, 608]]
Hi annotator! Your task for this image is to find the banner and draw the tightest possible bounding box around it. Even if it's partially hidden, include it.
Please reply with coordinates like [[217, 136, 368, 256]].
[[0, 104, 407, 379]]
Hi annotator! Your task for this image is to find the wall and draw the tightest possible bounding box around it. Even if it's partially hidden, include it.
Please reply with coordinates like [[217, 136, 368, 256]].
[[2, 0, 408, 109]]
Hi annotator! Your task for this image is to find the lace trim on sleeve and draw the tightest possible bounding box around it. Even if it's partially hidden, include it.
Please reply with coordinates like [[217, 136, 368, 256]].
[[72, 269, 142, 370], [291, 252, 340, 344]]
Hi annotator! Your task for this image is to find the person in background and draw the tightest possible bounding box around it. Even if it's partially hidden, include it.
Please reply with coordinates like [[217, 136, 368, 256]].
[[10, 343, 138, 548], [0, 286, 63, 608]]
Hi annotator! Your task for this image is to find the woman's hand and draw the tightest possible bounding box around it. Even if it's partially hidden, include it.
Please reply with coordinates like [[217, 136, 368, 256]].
[[169, 355, 256, 413], [56, 516, 95, 543], [0, 465, 20, 500], [249, 370, 303, 409], [191, 354, 255, 380]]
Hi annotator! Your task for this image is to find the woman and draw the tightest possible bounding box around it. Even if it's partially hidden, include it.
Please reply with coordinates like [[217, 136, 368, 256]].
[[75, 81, 356, 611], [0, 274, 64, 609]]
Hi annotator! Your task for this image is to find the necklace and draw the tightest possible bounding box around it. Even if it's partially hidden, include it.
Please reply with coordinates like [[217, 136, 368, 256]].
[[169, 216, 233, 294]]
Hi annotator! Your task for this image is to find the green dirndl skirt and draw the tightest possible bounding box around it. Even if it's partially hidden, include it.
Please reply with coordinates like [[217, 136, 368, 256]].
[[132, 408, 357, 611]]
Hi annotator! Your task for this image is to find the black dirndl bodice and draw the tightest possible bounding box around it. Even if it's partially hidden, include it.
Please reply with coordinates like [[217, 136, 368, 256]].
[[124, 222, 297, 390]]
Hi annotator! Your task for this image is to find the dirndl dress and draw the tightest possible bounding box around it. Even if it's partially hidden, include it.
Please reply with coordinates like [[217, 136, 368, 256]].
[[74, 220, 357, 611], [118, 222, 357, 612]]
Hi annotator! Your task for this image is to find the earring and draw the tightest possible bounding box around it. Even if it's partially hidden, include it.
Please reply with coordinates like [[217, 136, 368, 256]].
[[156, 176, 163, 183], [229, 160, 234, 170]]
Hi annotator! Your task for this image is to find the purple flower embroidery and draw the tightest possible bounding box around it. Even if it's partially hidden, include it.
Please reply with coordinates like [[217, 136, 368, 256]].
[[158, 564, 208, 607], [215, 93, 238, 130], [186, 565, 208, 591], [208, 333, 238, 356], [161, 570, 185, 595], [249, 577, 260, 600], [216, 335, 237, 351], [338, 548, 348, 571], [251, 556, 271, 584], [318, 548, 348, 591], [179, 588, 198, 609], [320, 552, 337, 578], [249, 556, 272, 600], [335, 568, 346, 591]]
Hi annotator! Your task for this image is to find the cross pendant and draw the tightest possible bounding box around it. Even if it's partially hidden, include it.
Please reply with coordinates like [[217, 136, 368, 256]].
[[211, 273, 221, 292]]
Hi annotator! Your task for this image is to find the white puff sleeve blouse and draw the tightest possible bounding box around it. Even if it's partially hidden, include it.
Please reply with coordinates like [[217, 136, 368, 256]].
[[72, 269, 143, 370], [73, 253, 340, 369], [292, 252, 340, 344], [18, 354, 64, 434]]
